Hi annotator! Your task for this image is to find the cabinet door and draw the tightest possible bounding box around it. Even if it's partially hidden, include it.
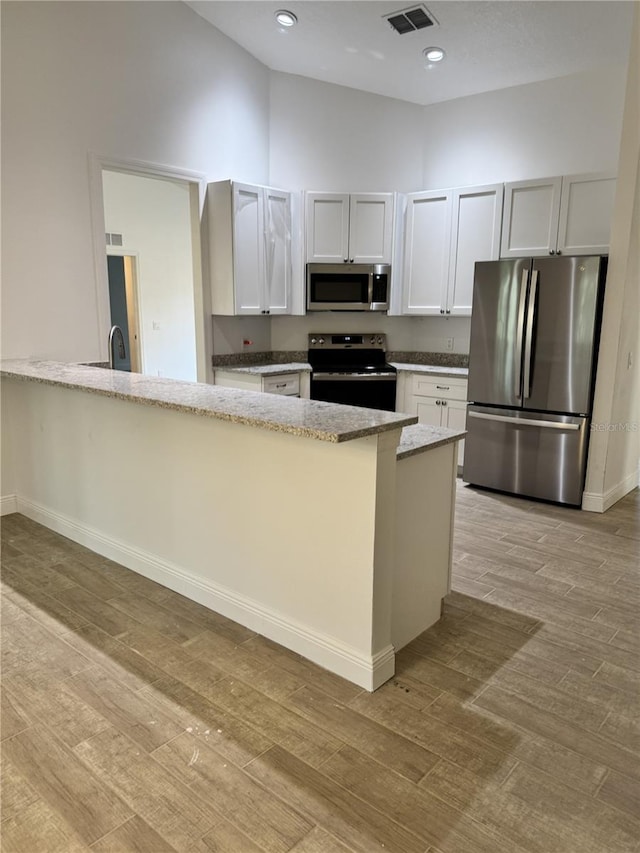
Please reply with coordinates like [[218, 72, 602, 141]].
[[447, 184, 503, 316], [410, 396, 443, 428], [264, 188, 291, 314], [500, 177, 562, 258], [443, 398, 467, 466], [233, 184, 264, 314], [557, 172, 616, 255], [402, 191, 452, 315], [306, 193, 350, 262], [348, 193, 394, 263]]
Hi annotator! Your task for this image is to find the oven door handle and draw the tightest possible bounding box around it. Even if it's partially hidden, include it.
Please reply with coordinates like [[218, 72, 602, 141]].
[[312, 372, 397, 381]]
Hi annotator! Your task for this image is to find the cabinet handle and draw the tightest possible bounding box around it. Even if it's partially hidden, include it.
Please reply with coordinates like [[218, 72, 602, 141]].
[[442, 400, 448, 406], [549, 249, 556, 255], [440, 309, 444, 315], [436, 385, 450, 390], [446, 309, 451, 314], [557, 249, 562, 255], [349, 258, 354, 263], [343, 258, 348, 263], [436, 400, 441, 406], [275, 383, 286, 388]]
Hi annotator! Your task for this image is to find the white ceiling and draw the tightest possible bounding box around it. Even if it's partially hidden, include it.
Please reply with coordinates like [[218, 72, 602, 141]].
[[185, 0, 634, 106]]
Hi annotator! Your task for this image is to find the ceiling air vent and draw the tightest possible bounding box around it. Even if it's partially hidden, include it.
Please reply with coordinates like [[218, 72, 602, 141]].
[[384, 5, 437, 34]]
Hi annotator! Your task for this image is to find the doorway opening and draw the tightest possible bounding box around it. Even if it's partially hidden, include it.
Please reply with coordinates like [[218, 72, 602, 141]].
[[89, 154, 209, 382], [107, 254, 141, 372]]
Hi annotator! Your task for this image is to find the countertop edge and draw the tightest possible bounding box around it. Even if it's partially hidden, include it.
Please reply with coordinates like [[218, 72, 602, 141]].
[[391, 363, 469, 378], [214, 363, 312, 376], [396, 423, 467, 460], [1, 361, 416, 444]]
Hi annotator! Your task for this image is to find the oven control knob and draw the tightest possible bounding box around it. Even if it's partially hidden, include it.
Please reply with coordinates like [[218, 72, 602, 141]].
[[311, 337, 317, 345], [318, 338, 325, 345], [370, 336, 375, 344], [377, 337, 383, 344]]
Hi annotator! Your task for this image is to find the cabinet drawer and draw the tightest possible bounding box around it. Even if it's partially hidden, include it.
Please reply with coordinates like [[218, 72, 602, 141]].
[[410, 375, 467, 401], [262, 374, 300, 396]]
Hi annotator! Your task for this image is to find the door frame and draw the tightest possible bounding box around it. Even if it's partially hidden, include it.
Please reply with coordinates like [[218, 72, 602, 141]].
[[88, 152, 211, 382]]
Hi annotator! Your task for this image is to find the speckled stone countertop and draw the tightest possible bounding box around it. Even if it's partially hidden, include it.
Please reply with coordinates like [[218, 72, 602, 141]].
[[391, 363, 469, 378], [1, 360, 416, 444], [396, 423, 466, 460], [214, 362, 311, 376]]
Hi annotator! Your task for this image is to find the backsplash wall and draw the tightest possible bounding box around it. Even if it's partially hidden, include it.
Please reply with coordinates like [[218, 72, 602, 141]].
[[272, 314, 470, 354]]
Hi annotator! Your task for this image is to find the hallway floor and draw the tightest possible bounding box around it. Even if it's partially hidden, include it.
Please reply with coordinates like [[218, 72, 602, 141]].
[[1, 484, 639, 852]]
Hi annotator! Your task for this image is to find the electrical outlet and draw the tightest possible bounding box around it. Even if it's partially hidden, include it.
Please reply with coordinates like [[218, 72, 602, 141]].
[[242, 338, 254, 351], [446, 337, 454, 351]]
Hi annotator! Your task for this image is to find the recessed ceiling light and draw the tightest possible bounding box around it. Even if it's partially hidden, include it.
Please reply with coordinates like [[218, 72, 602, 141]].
[[275, 10, 297, 27], [423, 46, 445, 63]]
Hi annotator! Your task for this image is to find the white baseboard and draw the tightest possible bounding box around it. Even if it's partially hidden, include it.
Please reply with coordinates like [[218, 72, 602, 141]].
[[582, 467, 640, 513], [15, 496, 394, 691], [1, 495, 18, 516]]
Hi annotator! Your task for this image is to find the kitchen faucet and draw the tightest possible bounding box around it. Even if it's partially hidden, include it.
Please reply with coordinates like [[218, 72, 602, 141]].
[[108, 325, 126, 369]]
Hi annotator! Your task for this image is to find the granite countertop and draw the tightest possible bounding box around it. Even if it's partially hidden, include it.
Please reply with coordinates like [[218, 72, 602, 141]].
[[1, 360, 416, 444], [396, 423, 467, 460], [391, 363, 469, 378], [214, 362, 311, 376]]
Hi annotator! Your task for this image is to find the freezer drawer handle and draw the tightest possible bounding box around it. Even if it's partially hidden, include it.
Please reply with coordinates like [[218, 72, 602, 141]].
[[468, 411, 580, 430]]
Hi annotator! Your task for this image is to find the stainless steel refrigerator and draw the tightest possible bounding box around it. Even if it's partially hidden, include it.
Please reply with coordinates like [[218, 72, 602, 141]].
[[463, 255, 606, 506]]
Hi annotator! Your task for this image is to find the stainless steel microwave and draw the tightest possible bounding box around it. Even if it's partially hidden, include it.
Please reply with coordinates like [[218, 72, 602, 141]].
[[306, 263, 390, 312]]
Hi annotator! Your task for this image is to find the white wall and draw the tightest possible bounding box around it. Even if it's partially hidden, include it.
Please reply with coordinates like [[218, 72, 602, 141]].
[[584, 6, 640, 510], [1, 1, 270, 363], [269, 72, 426, 192], [420, 64, 627, 189], [103, 171, 197, 381], [271, 314, 471, 355]]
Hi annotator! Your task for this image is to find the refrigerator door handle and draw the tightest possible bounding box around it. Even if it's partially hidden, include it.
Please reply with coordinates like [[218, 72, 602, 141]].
[[515, 268, 528, 399], [468, 410, 581, 430], [523, 269, 538, 399]]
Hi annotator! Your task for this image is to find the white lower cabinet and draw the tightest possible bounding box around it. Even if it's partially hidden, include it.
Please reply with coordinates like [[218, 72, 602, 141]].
[[404, 374, 468, 466], [213, 370, 309, 398]]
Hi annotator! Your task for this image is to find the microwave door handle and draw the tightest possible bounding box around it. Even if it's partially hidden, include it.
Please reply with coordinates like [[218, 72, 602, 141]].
[[523, 269, 538, 400], [368, 271, 374, 308]]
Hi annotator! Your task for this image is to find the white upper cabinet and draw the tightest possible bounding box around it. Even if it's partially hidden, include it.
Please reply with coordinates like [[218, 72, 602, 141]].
[[557, 172, 617, 255], [501, 172, 616, 258], [402, 183, 503, 316], [264, 187, 292, 313], [447, 185, 503, 315], [402, 190, 452, 314], [208, 180, 292, 316], [306, 192, 394, 264]]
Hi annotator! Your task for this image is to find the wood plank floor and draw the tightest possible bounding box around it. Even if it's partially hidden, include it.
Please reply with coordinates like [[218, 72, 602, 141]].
[[1, 483, 639, 852]]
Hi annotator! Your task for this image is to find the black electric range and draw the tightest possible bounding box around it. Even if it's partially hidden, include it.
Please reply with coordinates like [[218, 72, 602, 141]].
[[307, 333, 397, 412]]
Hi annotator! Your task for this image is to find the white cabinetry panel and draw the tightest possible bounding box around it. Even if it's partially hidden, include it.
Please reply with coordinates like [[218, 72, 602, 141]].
[[402, 190, 452, 314], [402, 184, 502, 316], [447, 185, 503, 315], [209, 180, 293, 316], [501, 172, 615, 258], [501, 177, 562, 258], [404, 374, 468, 466], [558, 173, 616, 255], [306, 192, 393, 264]]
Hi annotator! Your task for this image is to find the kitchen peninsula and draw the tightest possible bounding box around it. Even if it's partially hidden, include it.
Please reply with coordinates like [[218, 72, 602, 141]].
[[1, 361, 464, 690]]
